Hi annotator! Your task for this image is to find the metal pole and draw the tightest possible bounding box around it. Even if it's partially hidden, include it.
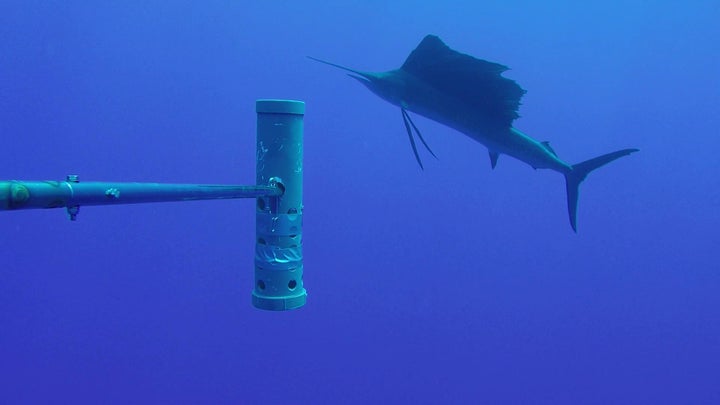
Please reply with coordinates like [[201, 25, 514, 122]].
[[1, 98, 307, 311], [252, 99, 306, 311], [0, 179, 281, 220]]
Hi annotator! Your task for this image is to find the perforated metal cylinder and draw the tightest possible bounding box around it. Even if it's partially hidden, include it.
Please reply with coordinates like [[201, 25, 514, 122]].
[[252, 99, 306, 311]]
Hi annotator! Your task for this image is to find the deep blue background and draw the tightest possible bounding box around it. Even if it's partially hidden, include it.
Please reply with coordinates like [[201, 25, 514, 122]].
[[1, 1, 718, 404]]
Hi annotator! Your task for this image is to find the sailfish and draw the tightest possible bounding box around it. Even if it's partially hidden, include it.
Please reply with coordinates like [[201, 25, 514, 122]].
[[309, 35, 638, 232]]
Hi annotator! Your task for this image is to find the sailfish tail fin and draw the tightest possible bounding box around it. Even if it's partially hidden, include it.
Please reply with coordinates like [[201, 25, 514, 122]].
[[565, 148, 639, 232]]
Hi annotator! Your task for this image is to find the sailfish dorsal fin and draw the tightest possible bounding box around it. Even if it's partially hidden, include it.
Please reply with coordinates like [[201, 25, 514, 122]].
[[541, 141, 557, 157], [400, 35, 527, 129]]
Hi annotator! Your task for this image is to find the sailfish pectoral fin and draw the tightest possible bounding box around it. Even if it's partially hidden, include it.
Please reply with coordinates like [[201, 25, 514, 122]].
[[402, 109, 438, 160], [401, 108, 424, 170]]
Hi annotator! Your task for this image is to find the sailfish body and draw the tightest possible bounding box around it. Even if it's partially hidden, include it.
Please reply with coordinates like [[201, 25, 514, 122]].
[[309, 35, 638, 231]]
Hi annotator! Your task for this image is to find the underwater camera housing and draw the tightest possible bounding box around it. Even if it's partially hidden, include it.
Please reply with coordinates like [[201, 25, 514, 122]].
[[0, 99, 306, 311]]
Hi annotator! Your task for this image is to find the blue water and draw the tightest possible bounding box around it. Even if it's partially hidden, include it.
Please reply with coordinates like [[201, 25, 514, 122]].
[[1, 1, 718, 404]]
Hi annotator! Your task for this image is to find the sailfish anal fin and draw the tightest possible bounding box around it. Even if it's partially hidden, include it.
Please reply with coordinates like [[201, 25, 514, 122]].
[[489, 151, 499, 169]]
